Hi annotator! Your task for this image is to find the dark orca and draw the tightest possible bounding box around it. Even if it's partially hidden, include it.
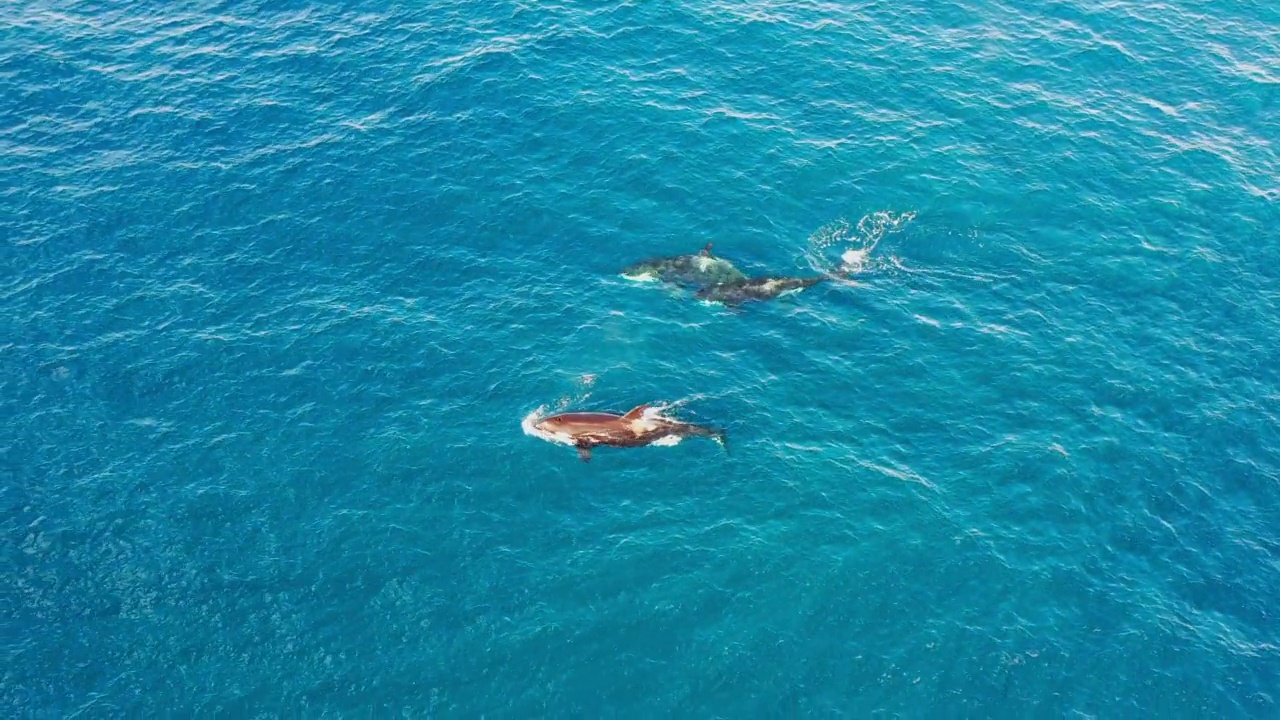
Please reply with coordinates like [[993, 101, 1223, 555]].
[[694, 275, 826, 306], [620, 243, 748, 290]]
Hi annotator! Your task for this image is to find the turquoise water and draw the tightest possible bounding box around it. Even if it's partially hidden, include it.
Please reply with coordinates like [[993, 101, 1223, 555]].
[[5, 0, 1280, 715]]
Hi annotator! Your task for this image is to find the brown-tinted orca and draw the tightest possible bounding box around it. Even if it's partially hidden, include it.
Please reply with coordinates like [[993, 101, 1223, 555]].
[[531, 404, 726, 462]]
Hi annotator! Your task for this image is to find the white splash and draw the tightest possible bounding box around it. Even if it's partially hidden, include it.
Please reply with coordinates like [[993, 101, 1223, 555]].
[[650, 435, 683, 447], [840, 248, 869, 273], [521, 405, 575, 446], [620, 272, 659, 283]]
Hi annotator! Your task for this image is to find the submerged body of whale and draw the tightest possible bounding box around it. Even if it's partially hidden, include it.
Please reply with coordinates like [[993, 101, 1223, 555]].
[[531, 404, 726, 462], [621, 243, 747, 289], [696, 275, 826, 305]]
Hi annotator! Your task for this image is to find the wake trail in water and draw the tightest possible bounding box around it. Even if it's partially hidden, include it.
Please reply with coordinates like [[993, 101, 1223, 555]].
[[804, 210, 917, 284]]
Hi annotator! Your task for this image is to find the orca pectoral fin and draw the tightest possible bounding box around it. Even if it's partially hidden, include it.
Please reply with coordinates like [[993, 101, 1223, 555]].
[[621, 404, 652, 421], [577, 445, 593, 463]]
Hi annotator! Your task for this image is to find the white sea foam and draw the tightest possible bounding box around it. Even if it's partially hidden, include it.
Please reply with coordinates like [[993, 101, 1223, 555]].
[[805, 210, 916, 281]]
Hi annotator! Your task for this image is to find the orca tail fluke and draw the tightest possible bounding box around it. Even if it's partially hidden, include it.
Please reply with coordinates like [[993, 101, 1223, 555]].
[[710, 428, 729, 456], [683, 423, 728, 455]]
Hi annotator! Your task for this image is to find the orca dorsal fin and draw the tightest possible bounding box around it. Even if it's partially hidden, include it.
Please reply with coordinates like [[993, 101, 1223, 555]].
[[621, 404, 651, 421], [699, 242, 713, 256]]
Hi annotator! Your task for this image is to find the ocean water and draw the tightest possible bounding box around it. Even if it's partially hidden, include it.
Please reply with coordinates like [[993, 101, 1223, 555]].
[[4, 0, 1280, 715]]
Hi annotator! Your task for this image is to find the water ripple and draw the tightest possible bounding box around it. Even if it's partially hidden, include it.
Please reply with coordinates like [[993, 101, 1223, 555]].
[[4, 0, 1280, 715]]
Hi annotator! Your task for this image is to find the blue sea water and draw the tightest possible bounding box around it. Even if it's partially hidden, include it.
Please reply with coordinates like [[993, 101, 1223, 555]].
[[4, 0, 1280, 715]]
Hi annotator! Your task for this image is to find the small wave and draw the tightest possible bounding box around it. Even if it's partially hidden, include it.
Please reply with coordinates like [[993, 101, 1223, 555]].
[[646, 394, 712, 416]]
